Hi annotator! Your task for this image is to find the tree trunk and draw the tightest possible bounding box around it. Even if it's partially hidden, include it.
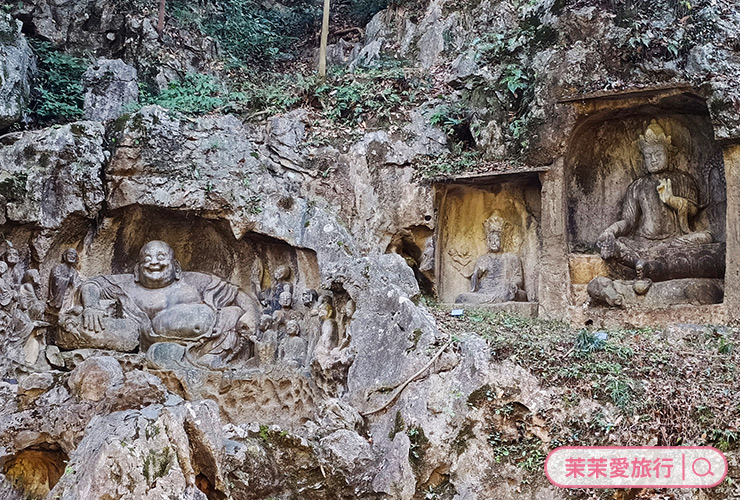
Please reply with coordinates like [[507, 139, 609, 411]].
[[318, 0, 331, 78], [157, 0, 166, 36]]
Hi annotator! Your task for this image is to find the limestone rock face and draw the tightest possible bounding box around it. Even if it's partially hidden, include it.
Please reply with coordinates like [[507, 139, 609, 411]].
[[360, 0, 740, 158], [82, 58, 139, 122], [48, 400, 220, 500], [0, 121, 106, 228], [4, 1, 740, 498], [10, 0, 120, 51], [107, 105, 356, 262], [8, 0, 217, 90], [67, 356, 124, 402], [0, 14, 33, 130]]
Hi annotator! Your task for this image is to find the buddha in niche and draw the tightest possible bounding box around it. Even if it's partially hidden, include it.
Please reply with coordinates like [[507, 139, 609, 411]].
[[59, 240, 259, 369], [455, 213, 526, 305], [595, 120, 724, 282]]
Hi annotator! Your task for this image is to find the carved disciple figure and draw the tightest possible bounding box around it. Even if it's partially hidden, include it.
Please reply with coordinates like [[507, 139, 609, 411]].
[[455, 213, 526, 304], [314, 294, 339, 359], [47, 248, 80, 317], [278, 320, 307, 368], [2, 247, 23, 289], [260, 265, 293, 314], [58, 240, 259, 369], [595, 120, 723, 281]]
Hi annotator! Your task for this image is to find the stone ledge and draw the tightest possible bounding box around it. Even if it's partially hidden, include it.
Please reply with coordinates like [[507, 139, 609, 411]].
[[442, 301, 539, 318], [568, 303, 726, 329]]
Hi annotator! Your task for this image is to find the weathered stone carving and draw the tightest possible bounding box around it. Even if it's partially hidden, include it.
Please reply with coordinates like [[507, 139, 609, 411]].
[[57, 240, 259, 369], [260, 265, 293, 314], [19, 270, 45, 321], [315, 294, 339, 358], [0, 262, 15, 309], [311, 292, 355, 396], [18, 270, 47, 365], [252, 314, 278, 367], [47, 248, 80, 319], [278, 320, 307, 368], [0, 245, 50, 368], [272, 289, 296, 330], [2, 246, 22, 289], [419, 238, 435, 274], [302, 288, 318, 308], [595, 120, 724, 282], [455, 213, 526, 304], [588, 276, 723, 308]]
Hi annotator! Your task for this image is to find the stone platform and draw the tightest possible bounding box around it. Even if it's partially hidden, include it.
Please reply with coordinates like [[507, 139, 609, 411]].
[[444, 301, 539, 318], [568, 303, 726, 328]]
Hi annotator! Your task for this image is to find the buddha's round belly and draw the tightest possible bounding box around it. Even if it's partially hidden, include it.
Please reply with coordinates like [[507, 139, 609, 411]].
[[151, 303, 216, 340]]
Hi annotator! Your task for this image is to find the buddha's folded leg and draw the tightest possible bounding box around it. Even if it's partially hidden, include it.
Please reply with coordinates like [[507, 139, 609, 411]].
[[612, 238, 644, 269], [188, 306, 246, 369], [616, 239, 725, 281]]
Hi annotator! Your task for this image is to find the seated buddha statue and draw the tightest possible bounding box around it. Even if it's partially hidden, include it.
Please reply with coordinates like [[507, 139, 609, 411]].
[[58, 240, 259, 369], [595, 120, 724, 282], [455, 213, 526, 305]]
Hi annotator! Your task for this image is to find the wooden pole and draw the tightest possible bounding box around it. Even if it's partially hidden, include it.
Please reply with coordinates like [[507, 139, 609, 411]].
[[318, 0, 330, 78], [157, 0, 166, 36]]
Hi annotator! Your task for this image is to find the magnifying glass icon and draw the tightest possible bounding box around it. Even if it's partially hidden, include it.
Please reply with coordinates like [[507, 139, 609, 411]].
[[692, 458, 714, 477]]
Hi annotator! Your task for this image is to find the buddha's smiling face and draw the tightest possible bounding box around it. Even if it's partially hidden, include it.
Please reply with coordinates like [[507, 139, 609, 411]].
[[138, 241, 177, 288]]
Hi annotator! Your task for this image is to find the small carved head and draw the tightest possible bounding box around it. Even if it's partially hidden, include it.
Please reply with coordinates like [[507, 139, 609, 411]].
[[278, 290, 293, 308], [483, 213, 510, 253], [259, 314, 273, 331], [4, 247, 19, 265], [134, 240, 182, 289], [274, 265, 291, 282], [0, 262, 7, 275], [317, 293, 333, 306], [302, 288, 318, 307], [318, 301, 334, 320], [639, 120, 671, 174], [286, 320, 300, 336], [63, 248, 79, 266], [345, 299, 356, 318]]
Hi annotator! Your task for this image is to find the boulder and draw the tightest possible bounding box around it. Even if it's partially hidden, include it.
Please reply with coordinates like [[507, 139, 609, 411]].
[[68, 356, 124, 402], [0, 14, 33, 130], [0, 121, 106, 228], [82, 58, 139, 122]]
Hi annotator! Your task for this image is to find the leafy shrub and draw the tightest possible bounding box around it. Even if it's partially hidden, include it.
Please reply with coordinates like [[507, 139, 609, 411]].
[[171, 0, 321, 66], [29, 40, 87, 123], [228, 63, 424, 125], [315, 65, 421, 125], [414, 150, 482, 179], [142, 73, 240, 115], [228, 70, 319, 117]]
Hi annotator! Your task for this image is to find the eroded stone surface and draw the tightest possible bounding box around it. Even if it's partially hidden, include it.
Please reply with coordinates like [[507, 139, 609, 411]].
[[1, 1, 740, 499], [0, 14, 33, 130], [0, 122, 106, 229], [82, 58, 139, 122]]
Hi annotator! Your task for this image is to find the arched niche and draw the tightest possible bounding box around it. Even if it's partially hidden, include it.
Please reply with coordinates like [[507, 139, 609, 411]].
[[77, 206, 321, 296], [565, 94, 726, 282], [435, 175, 541, 305]]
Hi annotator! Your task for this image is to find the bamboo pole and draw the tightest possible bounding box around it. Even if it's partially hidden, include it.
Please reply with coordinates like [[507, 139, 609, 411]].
[[318, 0, 330, 78]]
